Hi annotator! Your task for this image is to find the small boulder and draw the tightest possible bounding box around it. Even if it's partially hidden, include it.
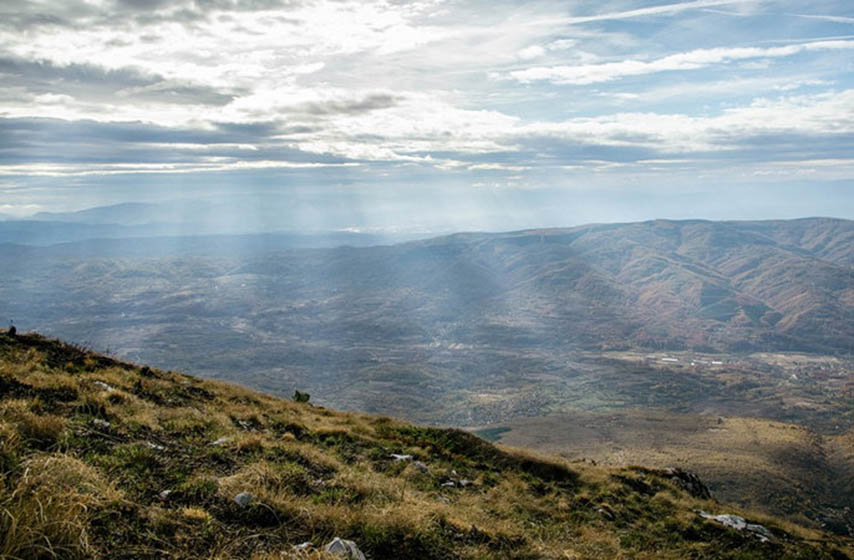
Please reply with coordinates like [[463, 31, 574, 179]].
[[698, 511, 775, 543], [324, 537, 366, 560], [210, 437, 231, 446], [597, 505, 615, 521], [292, 541, 312, 554], [413, 461, 429, 473], [94, 381, 114, 392], [745, 522, 776, 543], [234, 491, 253, 507], [700, 512, 746, 531], [390, 454, 413, 462], [92, 418, 111, 429]]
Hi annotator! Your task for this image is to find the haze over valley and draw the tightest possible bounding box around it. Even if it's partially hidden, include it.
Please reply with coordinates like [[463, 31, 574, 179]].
[[2, 209, 853, 533]]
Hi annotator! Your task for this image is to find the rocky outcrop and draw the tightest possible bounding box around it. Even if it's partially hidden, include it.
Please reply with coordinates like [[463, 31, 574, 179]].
[[698, 511, 776, 542], [662, 467, 712, 500]]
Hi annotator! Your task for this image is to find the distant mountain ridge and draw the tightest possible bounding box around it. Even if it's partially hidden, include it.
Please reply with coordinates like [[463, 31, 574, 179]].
[[0, 217, 851, 423], [228, 216, 853, 354], [31, 202, 167, 225], [18, 199, 448, 240], [409, 217, 853, 353]]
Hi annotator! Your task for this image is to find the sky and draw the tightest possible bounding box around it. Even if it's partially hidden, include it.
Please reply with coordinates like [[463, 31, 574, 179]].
[[0, 0, 853, 231]]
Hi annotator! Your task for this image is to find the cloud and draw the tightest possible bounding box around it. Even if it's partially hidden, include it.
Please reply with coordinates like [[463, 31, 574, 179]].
[[113, 0, 174, 9], [517, 45, 545, 60], [513, 89, 854, 159], [0, 116, 351, 169], [291, 93, 403, 116], [506, 39, 854, 84], [790, 13, 854, 25], [0, 0, 853, 210], [0, 56, 241, 106], [3, 85, 854, 178], [557, 0, 756, 25]]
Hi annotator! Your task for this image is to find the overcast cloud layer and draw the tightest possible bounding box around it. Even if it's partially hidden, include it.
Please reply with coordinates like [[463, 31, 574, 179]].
[[0, 0, 852, 228]]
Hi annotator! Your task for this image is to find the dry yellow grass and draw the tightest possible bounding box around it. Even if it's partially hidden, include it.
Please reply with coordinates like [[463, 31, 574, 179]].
[[491, 410, 851, 527], [0, 331, 851, 559], [0, 454, 120, 559]]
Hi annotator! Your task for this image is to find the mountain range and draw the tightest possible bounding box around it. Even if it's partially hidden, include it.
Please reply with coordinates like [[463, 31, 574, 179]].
[[2, 217, 851, 409]]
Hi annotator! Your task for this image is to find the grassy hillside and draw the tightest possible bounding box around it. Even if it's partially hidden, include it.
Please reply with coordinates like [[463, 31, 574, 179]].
[[1, 330, 852, 559], [481, 411, 854, 533]]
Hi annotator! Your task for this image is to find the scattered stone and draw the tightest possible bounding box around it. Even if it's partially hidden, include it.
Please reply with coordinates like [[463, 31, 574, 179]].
[[597, 505, 615, 521], [93, 381, 113, 392], [210, 437, 231, 446], [92, 418, 111, 428], [698, 511, 775, 542], [700, 512, 745, 530], [146, 441, 165, 451], [413, 461, 429, 473], [438, 495, 451, 504], [440, 474, 473, 488], [234, 491, 253, 507], [745, 523, 776, 542], [237, 420, 253, 431], [324, 537, 366, 560], [292, 541, 312, 552], [390, 453, 413, 462], [159, 490, 172, 501]]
